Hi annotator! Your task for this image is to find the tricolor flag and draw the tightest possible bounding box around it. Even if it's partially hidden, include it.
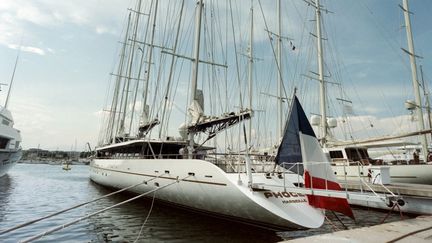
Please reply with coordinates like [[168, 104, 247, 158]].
[[276, 95, 355, 219]]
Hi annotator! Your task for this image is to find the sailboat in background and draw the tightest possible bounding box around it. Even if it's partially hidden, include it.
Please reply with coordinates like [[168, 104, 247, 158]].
[[0, 48, 23, 177], [317, 0, 432, 184], [90, 0, 355, 229]]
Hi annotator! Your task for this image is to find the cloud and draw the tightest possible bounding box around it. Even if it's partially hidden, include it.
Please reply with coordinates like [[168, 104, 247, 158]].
[[357, 106, 383, 115], [16, 3, 58, 26], [11, 98, 55, 138], [328, 113, 425, 143], [95, 26, 117, 35], [0, 0, 126, 50], [10, 97, 100, 150], [8, 44, 46, 55]]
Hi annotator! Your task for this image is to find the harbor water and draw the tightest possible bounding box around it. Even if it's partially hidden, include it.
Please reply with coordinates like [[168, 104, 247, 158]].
[[0, 164, 409, 242]]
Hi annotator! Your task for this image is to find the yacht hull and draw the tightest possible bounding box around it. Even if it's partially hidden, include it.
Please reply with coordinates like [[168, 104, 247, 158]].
[[0, 150, 22, 177], [332, 164, 432, 185], [90, 158, 325, 229]]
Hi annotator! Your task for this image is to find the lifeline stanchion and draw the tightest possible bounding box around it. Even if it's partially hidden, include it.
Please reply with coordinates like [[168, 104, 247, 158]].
[[20, 176, 186, 243], [0, 173, 166, 236]]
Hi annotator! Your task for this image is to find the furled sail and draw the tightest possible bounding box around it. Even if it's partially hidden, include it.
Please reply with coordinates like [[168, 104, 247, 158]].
[[276, 95, 354, 219]]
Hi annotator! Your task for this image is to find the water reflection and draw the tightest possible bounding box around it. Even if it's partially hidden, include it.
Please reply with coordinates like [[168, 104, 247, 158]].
[[88, 182, 282, 242], [0, 164, 410, 243], [0, 175, 13, 222]]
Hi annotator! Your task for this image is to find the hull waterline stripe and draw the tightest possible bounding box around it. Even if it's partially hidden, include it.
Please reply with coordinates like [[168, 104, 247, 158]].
[[90, 165, 227, 186]]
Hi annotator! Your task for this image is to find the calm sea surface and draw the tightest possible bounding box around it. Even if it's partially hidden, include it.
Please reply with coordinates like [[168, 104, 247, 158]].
[[0, 164, 408, 242]]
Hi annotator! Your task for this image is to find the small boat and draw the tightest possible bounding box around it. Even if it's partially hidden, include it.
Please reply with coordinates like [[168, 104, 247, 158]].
[[62, 161, 72, 171]]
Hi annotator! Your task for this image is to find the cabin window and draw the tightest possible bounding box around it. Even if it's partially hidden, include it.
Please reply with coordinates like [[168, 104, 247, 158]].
[[0, 137, 10, 149], [15, 141, 20, 149], [345, 148, 368, 161], [2, 119, 10, 126], [329, 150, 343, 159]]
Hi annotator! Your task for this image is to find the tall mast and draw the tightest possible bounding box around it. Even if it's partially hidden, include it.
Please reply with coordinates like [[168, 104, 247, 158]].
[[277, 0, 283, 141], [141, 0, 159, 128], [159, 0, 185, 138], [128, 1, 152, 136], [109, 13, 132, 144], [118, 0, 143, 137], [315, 0, 327, 146], [5, 49, 20, 109], [159, 0, 184, 138], [188, 0, 204, 158], [402, 0, 428, 161], [248, 0, 254, 143], [420, 65, 432, 142]]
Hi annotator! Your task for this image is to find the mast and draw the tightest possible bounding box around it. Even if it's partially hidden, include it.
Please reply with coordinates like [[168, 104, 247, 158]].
[[5, 48, 20, 109], [315, 0, 327, 146], [244, 0, 254, 187], [118, 0, 143, 138], [420, 65, 432, 142], [159, 0, 185, 138], [248, 0, 254, 143], [109, 13, 132, 144], [402, 0, 428, 161], [277, 0, 283, 141], [128, 1, 152, 136], [188, 0, 204, 158], [141, 0, 158, 129]]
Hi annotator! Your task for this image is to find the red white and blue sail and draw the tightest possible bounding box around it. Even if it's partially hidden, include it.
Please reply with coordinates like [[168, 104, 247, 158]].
[[276, 95, 354, 219]]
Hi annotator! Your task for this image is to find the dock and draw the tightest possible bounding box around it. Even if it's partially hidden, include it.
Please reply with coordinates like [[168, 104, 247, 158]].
[[340, 181, 432, 215], [285, 215, 432, 242]]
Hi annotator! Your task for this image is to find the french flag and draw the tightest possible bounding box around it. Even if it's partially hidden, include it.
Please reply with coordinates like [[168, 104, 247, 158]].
[[276, 95, 355, 219]]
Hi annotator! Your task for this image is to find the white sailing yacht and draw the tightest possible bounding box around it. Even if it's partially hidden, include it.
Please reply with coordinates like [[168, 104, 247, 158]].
[[0, 50, 23, 177], [317, 0, 432, 185], [90, 0, 354, 229]]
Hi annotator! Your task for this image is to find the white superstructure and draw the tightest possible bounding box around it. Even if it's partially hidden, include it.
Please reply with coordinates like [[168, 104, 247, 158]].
[[0, 107, 22, 177], [326, 146, 432, 185], [0, 45, 22, 177]]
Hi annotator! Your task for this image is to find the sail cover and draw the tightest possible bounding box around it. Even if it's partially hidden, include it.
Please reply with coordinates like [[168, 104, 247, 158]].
[[276, 95, 354, 219]]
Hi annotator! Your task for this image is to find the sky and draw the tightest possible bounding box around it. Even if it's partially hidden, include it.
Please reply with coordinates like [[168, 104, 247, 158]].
[[0, 0, 431, 151]]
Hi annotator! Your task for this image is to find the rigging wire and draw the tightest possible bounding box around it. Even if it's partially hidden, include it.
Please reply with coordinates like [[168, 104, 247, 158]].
[[162, 6, 194, 138], [159, 0, 186, 138], [98, 5, 134, 145], [257, 0, 291, 147]]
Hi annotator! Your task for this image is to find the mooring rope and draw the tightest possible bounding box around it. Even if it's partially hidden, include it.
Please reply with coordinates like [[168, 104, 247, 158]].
[[0, 173, 166, 237], [133, 190, 157, 243], [386, 225, 432, 243], [325, 215, 341, 231], [20, 175, 186, 243], [380, 203, 403, 224], [331, 211, 349, 230]]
